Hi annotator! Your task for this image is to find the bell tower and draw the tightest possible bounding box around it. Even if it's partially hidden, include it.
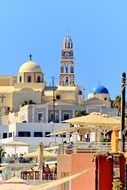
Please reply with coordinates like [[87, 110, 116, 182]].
[[59, 35, 75, 86]]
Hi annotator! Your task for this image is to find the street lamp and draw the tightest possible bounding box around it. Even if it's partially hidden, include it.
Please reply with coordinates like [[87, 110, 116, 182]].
[[51, 76, 56, 123], [121, 72, 126, 152]]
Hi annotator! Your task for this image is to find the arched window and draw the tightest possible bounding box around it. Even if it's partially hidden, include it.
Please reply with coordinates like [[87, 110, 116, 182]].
[[65, 65, 68, 73], [78, 90, 82, 95], [19, 76, 22, 83], [37, 76, 41, 83], [27, 75, 31, 82], [64, 77, 70, 85]]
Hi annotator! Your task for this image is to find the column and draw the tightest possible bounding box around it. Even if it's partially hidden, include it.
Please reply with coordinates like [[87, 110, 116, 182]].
[[59, 110, 62, 123], [32, 107, 35, 123], [45, 106, 48, 123], [72, 110, 75, 118]]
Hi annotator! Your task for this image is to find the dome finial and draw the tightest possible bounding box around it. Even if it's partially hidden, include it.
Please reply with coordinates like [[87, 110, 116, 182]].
[[29, 54, 32, 61]]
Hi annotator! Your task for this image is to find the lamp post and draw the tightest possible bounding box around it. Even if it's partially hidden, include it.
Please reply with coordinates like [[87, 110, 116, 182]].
[[51, 76, 56, 123], [121, 72, 126, 152], [0, 146, 2, 164]]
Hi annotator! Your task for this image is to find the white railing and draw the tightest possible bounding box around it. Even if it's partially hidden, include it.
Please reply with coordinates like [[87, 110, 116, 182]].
[[74, 141, 111, 152], [58, 141, 127, 154]]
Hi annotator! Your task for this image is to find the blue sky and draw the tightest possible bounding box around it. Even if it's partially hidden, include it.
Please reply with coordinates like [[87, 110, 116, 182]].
[[0, 0, 127, 99]]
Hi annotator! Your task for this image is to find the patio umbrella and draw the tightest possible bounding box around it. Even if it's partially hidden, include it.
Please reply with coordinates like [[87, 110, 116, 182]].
[[63, 112, 120, 127], [23, 150, 57, 159], [0, 176, 33, 190], [62, 112, 121, 143], [44, 146, 59, 151], [38, 142, 44, 170], [2, 141, 29, 154], [34, 145, 59, 151], [50, 113, 120, 139], [6, 176, 25, 183], [2, 141, 29, 147]]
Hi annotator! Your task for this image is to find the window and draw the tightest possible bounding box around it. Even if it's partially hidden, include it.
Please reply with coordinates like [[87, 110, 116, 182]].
[[37, 113, 43, 121], [50, 113, 59, 123], [45, 132, 50, 137], [61, 134, 66, 138], [18, 131, 31, 137], [65, 65, 68, 73], [3, 133, 7, 138], [7, 107, 10, 111], [19, 76, 22, 82], [37, 76, 41, 83], [27, 75, 31, 82], [34, 132, 43, 137], [70, 67, 74, 73], [56, 95, 60, 100], [22, 120, 27, 123], [64, 113, 70, 120], [50, 114, 54, 122], [78, 90, 82, 95], [64, 77, 70, 85], [9, 133, 12, 137]]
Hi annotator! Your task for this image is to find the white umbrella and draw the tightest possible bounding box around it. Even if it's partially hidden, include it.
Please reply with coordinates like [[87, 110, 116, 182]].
[[2, 141, 29, 154], [64, 112, 120, 127]]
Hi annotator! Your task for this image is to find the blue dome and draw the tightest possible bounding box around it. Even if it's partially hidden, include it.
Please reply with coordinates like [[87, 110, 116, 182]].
[[93, 85, 109, 94]]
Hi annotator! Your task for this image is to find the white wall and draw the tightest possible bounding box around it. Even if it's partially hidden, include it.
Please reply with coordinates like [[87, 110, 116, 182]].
[[0, 123, 70, 153]]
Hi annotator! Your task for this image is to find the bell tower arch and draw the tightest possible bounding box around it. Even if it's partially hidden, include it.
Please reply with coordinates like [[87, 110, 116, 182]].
[[59, 35, 75, 86]]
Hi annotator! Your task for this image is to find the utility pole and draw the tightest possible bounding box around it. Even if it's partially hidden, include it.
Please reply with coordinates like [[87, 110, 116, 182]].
[[51, 76, 56, 123], [121, 72, 126, 152]]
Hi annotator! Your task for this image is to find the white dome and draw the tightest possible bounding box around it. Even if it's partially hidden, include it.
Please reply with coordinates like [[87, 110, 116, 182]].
[[19, 61, 42, 73]]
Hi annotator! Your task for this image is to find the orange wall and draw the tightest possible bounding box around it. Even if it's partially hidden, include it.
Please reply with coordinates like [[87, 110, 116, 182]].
[[57, 153, 95, 190]]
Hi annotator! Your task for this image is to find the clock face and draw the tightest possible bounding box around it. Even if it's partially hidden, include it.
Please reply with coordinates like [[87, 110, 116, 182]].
[[65, 52, 69, 57]]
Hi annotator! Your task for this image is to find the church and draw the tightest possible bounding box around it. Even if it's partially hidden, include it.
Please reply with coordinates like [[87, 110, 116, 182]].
[[0, 35, 84, 115], [0, 35, 117, 152]]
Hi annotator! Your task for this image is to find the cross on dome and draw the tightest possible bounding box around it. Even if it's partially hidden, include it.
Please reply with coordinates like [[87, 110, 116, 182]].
[[29, 54, 32, 61]]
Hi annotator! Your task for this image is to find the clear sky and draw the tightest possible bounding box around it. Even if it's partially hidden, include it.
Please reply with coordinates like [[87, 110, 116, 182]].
[[0, 0, 127, 99]]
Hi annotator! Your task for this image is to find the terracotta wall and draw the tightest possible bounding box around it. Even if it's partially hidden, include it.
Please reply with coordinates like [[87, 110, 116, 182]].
[[57, 153, 95, 190]]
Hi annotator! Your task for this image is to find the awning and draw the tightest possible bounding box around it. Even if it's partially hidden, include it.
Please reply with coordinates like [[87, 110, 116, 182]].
[[23, 150, 57, 159]]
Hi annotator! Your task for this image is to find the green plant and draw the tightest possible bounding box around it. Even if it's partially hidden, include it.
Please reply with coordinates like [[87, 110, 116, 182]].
[[112, 179, 123, 190], [76, 110, 88, 117], [112, 96, 121, 116]]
